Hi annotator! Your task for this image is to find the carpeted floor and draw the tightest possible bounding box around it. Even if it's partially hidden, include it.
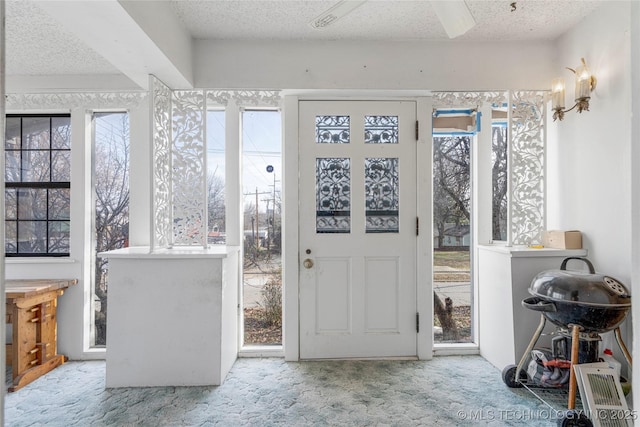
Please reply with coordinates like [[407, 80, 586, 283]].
[[6, 356, 575, 426]]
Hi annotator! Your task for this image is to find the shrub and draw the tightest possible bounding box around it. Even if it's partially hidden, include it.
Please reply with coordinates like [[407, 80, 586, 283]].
[[259, 270, 282, 327]]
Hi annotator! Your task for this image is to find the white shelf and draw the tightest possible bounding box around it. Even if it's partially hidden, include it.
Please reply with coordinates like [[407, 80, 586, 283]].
[[99, 245, 240, 259], [478, 244, 587, 258]]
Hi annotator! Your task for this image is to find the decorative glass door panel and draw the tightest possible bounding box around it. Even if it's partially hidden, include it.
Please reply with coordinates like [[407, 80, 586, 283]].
[[316, 116, 350, 144], [299, 101, 417, 359], [364, 116, 398, 144], [316, 157, 351, 233], [365, 157, 399, 233]]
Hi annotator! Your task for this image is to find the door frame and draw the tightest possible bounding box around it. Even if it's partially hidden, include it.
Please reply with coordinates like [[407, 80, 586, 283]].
[[282, 93, 433, 361]]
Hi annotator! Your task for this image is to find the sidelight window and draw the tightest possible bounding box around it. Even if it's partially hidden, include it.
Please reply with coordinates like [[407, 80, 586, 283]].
[[92, 112, 130, 347]]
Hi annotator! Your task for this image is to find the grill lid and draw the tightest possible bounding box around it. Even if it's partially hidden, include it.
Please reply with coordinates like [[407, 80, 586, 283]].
[[529, 257, 631, 307]]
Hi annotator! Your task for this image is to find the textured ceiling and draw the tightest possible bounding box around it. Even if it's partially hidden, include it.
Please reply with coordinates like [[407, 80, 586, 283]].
[[170, 0, 603, 41], [4, 0, 604, 78], [5, 1, 120, 76]]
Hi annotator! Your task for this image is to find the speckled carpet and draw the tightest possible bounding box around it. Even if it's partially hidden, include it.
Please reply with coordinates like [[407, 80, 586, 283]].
[[6, 356, 571, 426]]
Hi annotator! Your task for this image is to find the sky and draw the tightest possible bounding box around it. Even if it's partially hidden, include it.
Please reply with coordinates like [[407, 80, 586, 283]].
[[95, 110, 282, 214], [207, 110, 282, 210]]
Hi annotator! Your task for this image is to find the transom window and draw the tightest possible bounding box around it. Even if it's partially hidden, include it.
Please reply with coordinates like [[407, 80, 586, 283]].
[[4, 114, 71, 256]]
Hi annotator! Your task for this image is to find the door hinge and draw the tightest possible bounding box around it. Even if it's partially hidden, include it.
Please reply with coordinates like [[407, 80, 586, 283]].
[[416, 217, 419, 236], [416, 312, 420, 333], [415, 120, 419, 140]]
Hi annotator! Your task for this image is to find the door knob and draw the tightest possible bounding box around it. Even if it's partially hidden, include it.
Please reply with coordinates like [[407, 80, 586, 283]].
[[303, 259, 314, 269]]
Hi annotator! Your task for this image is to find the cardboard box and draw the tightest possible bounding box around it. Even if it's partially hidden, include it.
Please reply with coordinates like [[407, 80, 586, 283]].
[[543, 230, 582, 249]]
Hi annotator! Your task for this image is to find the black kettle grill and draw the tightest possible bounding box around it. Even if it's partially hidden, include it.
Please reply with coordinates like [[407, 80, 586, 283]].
[[502, 257, 633, 417], [522, 257, 631, 333]]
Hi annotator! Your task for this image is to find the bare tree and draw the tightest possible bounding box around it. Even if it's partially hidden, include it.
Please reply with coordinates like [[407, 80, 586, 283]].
[[492, 126, 508, 241], [433, 135, 471, 247], [207, 170, 225, 233], [93, 113, 130, 346], [433, 129, 508, 243], [433, 135, 471, 341]]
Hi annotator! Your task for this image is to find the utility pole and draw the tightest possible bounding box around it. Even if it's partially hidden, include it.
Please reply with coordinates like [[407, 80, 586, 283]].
[[266, 165, 279, 257], [255, 188, 259, 253], [272, 171, 276, 252], [262, 198, 272, 258], [243, 189, 271, 258]]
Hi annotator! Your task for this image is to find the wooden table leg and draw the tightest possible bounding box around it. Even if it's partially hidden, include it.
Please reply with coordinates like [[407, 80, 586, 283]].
[[8, 291, 67, 392], [11, 302, 39, 382], [38, 299, 56, 362], [9, 355, 66, 392]]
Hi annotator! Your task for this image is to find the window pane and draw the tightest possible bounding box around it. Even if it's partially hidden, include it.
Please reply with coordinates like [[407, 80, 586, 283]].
[[5, 189, 17, 220], [23, 117, 50, 150], [241, 110, 283, 346], [364, 116, 398, 144], [17, 221, 47, 254], [49, 221, 70, 254], [52, 117, 71, 149], [49, 188, 70, 220], [5, 222, 17, 254], [316, 157, 351, 233], [207, 110, 225, 244], [365, 158, 399, 233], [5, 114, 71, 257], [93, 111, 130, 347], [5, 151, 21, 182], [433, 135, 472, 344], [492, 124, 508, 241], [52, 150, 71, 182], [316, 116, 350, 144], [21, 150, 50, 182], [5, 117, 21, 149], [17, 188, 47, 220]]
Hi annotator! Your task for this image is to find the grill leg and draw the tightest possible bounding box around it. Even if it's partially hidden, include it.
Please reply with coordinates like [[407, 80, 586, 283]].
[[614, 327, 633, 368], [567, 324, 582, 410], [514, 314, 547, 384]]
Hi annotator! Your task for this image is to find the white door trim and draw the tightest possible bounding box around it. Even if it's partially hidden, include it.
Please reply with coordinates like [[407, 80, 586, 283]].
[[282, 95, 433, 361], [416, 96, 433, 360], [283, 95, 300, 361]]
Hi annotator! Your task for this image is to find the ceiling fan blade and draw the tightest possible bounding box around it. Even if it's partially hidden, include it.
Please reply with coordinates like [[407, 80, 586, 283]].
[[430, 0, 476, 39], [309, 0, 367, 29]]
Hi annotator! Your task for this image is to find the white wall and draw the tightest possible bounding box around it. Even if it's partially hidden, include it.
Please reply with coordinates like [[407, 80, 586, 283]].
[[631, 0, 640, 414], [546, 0, 637, 404], [5, 2, 637, 373], [5, 94, 149, 361], [547, 2, 633, 287], [195, 40, 555, 91], [5, 109, 92, 361]]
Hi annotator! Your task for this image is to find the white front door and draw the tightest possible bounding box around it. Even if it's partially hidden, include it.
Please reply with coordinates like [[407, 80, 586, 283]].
[[299, 100, 417, 359]]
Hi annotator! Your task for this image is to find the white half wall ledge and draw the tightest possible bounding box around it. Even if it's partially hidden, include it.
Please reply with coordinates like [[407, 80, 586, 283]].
[[102, 246, 240, 388], [98, 245, 239, 259]]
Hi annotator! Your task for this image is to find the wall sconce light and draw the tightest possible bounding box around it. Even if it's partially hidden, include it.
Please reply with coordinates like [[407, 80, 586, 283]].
[[551, 58, 597, 121]]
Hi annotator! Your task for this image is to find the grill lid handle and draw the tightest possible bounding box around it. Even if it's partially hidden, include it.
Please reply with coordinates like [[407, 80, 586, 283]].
[[560, 257, 595, 274], [522, 296, 557, 312]]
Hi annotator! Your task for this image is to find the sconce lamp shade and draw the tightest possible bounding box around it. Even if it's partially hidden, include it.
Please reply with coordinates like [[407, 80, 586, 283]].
[[552, 78, 566, 110], [552, 57, 597, 121], [574, 62, 592, 101]]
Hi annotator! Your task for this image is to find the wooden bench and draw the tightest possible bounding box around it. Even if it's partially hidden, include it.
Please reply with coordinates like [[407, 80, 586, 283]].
[[5, 279, 77, 392]]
